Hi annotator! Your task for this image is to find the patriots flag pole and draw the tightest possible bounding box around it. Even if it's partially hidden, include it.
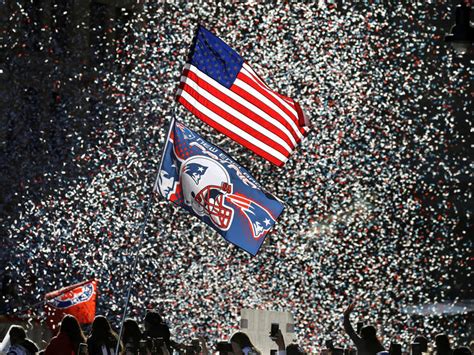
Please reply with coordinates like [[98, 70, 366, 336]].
[[154, 118, 285, 256], [177, 25, 310, 167]]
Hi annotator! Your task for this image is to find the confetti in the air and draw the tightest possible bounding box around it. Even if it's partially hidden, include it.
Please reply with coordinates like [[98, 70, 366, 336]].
[[0, 2, 471, 353]]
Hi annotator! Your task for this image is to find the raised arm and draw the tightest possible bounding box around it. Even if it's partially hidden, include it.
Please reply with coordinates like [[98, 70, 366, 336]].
[[343, 303, 363, 347], [198, 336, 209, 355], [271, 329, 286, 355]]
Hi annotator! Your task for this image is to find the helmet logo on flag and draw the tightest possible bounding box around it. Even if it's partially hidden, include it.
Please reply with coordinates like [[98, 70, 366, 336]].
[[48, 283, 94, 309], [183, 163, 208, 185], [181, 156, 234, 230]]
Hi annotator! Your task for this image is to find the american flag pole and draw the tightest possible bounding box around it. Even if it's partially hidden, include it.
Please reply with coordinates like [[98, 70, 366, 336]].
[[114, 104, 178, 355]]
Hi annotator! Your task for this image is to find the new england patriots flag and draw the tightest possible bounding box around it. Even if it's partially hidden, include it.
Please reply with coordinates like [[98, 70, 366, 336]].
[[177, 25, 310, 167], [154, 118, 285, 256], [44, 280, 97, 329]]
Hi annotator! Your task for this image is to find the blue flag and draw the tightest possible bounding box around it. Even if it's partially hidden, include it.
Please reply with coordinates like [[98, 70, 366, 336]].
[[154, 119, 285, 256]]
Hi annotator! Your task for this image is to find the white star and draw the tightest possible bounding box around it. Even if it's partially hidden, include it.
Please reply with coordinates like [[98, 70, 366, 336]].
[[263, 218, 271, 226], [198, 167, 204, 172]]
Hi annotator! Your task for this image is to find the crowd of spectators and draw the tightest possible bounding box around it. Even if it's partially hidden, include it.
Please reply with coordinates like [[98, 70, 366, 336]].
[[3, 307, 473, 355], [0, 1, 471, 353]]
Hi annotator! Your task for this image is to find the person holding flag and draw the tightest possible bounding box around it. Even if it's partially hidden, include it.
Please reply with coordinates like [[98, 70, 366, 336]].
[[44, 315, 87, 355]]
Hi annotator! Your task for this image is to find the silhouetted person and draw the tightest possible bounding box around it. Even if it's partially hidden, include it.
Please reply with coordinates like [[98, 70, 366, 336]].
[[270, 328, 304, 355], [286, 344, 305, 355], [142, 311, 171, 352], [230, 332, 261, 354], [87, 315, 122, 355], [389, 343, 402, 355], [435, 334, 453, 355], [45, 314, 86, 355], [412, 335, 429, 354], [343, 303, 384, 355], [453, 347, 472, 355], [0, 274, 19, 314], [122, 318, 142, 355], [6, 325, 38, 355]]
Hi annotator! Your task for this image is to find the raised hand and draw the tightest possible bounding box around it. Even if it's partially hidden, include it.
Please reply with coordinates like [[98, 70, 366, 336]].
[[344, 302, 356, 317]]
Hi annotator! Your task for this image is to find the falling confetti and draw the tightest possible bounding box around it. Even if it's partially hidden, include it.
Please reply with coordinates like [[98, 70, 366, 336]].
[[1, 2, 471, 353]]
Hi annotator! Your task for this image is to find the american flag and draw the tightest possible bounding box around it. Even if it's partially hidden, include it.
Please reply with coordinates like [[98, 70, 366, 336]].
[[177, 25, 310, 167]]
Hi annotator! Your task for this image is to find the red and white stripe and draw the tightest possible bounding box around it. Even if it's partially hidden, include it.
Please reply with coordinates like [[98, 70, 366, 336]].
[[177, 62, 310, 167]]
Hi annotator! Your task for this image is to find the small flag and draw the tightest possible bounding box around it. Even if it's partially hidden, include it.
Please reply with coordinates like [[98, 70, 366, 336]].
[[177, 25, 310, 167], [44, 280, 97, 328], [155, 118, 285, 255]]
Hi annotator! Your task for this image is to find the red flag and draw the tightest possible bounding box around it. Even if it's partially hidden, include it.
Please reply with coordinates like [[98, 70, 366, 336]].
[[44, 280, 97, 329]]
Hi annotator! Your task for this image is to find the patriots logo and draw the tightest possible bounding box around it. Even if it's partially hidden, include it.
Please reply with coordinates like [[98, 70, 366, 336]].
[[226, 194, 275, 239], [183, 163, 208, 185], [177, 122, 196, 140], [48, 283, 94, 309]]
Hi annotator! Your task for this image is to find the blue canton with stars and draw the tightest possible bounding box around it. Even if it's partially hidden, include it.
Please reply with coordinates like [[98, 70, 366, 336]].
[[188, 25, 244, 89]]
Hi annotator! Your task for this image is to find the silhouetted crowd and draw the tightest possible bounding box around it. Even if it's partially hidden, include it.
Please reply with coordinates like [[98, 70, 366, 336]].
[[3, 305, 473, 355]]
